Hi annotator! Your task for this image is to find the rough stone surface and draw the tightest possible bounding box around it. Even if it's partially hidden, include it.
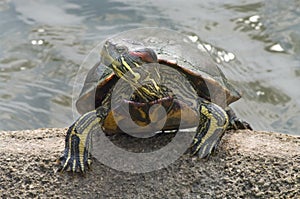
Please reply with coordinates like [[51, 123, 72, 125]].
[[0, 128, 299, 198]]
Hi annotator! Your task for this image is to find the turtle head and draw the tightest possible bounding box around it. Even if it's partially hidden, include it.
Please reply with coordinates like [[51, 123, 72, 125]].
[[101, 40, 157, 78], [101, 40, 164, 102]]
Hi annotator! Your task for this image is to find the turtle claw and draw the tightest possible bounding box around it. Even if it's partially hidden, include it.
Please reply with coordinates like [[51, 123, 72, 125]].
[[190, 136, 221, 159], [56, 154, 92, 173]]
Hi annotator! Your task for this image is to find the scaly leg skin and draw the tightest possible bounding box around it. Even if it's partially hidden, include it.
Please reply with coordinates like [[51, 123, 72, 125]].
[[57, 107, 109, 173], [190, 101, 229, 158]]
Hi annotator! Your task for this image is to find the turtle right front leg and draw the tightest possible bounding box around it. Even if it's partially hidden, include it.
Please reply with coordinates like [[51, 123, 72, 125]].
[[57, 107, 109, 173], [190, 100, 229, 158]]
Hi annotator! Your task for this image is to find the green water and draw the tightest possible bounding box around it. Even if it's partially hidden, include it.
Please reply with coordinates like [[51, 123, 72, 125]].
[[0, 0, 299, 135]]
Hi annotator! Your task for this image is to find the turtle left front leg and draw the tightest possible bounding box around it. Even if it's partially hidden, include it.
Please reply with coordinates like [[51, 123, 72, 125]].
[[190, 100, 229, 158]]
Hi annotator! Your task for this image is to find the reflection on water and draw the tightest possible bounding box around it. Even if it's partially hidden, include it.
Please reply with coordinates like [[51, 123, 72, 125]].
[[0, 0, 300, 135], [246, 81, 291, 105]]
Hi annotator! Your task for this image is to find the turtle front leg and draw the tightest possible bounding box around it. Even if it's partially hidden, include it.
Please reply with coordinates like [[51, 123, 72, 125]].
[[191, 100, 229, 158], [57, 107, 109, 172]]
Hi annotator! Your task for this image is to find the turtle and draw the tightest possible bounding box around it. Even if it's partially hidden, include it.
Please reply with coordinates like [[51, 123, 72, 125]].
[[58, 28, 251, 172]]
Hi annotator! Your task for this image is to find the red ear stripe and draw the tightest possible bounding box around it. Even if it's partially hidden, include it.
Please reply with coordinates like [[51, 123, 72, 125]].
[[129, 48, 158, 63]]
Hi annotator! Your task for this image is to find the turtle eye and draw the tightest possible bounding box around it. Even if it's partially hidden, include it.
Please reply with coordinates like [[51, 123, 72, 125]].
[[116, 45, 128, 54]]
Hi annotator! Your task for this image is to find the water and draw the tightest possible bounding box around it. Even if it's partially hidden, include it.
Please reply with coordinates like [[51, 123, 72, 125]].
[[0, 0, 299, 135]]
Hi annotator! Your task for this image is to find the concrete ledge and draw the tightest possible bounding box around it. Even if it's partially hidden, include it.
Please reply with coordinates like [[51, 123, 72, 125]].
[[0, 128, 299, 198]]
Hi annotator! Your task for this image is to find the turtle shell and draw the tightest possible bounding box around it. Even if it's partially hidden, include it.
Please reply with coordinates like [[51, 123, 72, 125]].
[[75, 28, 241, 133], [76, 28, 240, 114]]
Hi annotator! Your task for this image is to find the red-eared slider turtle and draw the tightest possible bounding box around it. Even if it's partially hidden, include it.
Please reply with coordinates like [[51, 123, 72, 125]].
[[58, 28, 251, 172]]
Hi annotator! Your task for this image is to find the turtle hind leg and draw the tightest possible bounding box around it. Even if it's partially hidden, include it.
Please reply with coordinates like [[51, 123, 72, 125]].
[[191, 101, 229, 158], [225, 107, 252, 130]]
